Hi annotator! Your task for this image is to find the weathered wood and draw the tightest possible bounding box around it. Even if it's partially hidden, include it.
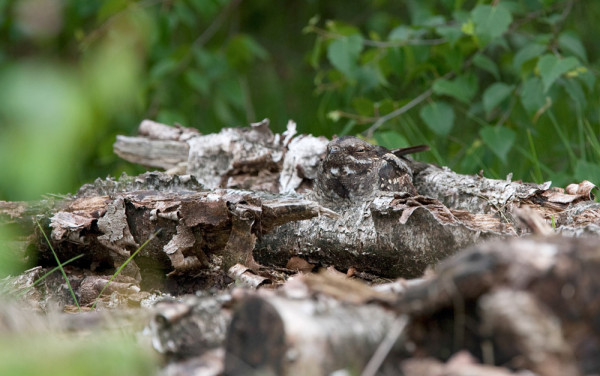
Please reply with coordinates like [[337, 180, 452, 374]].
[[138, 119, 201, 141], [149, 294, 231, 358], [391, 236, 599, 375], [111, 119, 597, 226], [4, 117, 600, 281], [40, 182, 329, 279], [400, 351, 524, 376], [255, 194, 512, 278], [113, 119, 200, 172], [224, 294, 401, 375], [224, 236, 600, 375], [114, 136, 190, 171]]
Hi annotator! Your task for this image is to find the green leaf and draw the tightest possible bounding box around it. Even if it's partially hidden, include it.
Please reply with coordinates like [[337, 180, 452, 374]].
[[185, 70, 210, 95], [423, 15, 446, 27], [188, 0, 220, 20], [174, 1, 196, 28], [374, 131, 409, 150], [310, 36, 323, 68], [149, 58, 178, 80], [356, 65, 381, 90], [352, 97, 374, 116], [536, 54, 580, 92], [480, 125, 515, 163], [445, 46, 464, 72], [558, 31, 588, 62], [435, 25, 462, 46], [483, 83, 514, 114], [378, 99, 395, 116], [513, 43, 546, 72], [388, 26, 413, 42], [419, 101, 455, 136], [461, 19, 475, 36], [97, 0, 129, 23], [432, 73, 478, 104], [473, 53, 499, 79], [216, 77, 244, 108], [327, 34, 364, 79], [520, 76, 546, 115], [575, 160, 600, 185], [326, 21, 361, 36], [226, 34, 269, 72], [471, 4, 512, 46], [562, 78, 586, 108], [577, 69, 596, 92]]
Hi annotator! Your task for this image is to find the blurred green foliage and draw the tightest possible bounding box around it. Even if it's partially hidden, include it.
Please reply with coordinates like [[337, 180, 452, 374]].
[[1, 0, 599, 202], [307, 0, 600, 187], [0, 332, 157, 376]]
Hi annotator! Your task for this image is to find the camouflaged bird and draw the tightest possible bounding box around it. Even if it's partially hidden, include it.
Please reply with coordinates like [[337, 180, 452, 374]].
[[314, 136, 428, 205]]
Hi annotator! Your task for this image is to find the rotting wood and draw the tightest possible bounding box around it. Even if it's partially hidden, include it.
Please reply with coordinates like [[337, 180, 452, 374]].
[[111, 119, 598, 227], [2, 118, 600, 376], [389, 236, 598, 376], [225, 236, 599, 375], [3, 120, 600, 283], [0, 172, 338, 294], [111, 120, 600, 278], [255, 193, 512, 278], [149, 294, 231, 358], [112, 119, 596, 214], [224, 293, 402, 375]]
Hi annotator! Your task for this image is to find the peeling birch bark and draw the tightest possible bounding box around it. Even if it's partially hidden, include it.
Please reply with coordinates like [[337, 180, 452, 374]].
[[255, 194, 513, 278], [224, 294, 401, 375]]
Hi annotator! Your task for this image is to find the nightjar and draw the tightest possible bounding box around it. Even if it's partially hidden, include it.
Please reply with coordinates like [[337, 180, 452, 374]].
[[314, 136, 428, 205]]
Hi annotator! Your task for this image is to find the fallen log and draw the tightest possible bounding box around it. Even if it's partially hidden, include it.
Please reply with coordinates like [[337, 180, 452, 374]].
[[1, 172, 338, 295], [112, 121, 600, 278], [392, 236, 599, 376], [255, 194, 512, 278], [225, 235, 600, 375], [3, 120, 600, 283], [224, 293, 402, 375]]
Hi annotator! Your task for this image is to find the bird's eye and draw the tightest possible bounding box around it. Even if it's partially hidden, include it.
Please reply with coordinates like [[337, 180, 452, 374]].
[[355, 147, 365, 153]]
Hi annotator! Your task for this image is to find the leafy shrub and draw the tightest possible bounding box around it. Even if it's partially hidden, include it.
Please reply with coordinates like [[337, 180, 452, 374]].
[[1, 0, 598, 200], [305, 0, 600, 186]]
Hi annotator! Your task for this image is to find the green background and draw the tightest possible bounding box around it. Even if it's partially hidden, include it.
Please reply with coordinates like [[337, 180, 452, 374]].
[[1, 0, 599, 201]]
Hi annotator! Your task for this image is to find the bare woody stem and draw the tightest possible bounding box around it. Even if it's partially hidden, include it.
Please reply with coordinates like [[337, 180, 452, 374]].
[[363, 71, 454, 138]]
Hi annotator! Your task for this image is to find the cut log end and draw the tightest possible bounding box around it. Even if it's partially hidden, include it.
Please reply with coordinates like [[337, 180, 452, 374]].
[[224, 297, 286, 375]]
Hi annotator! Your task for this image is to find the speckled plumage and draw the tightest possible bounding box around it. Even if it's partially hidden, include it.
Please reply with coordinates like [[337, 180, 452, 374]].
[[315, 136, 427, 205]]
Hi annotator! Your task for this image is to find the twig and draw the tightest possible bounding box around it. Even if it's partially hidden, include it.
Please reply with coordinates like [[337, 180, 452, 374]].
[[193, 0, 242, 48], [80, 0, 163, 50], [509, 0, 575, 32], [363, 73, 466, 139], [363, 38, 447, 48], [361, 315, 409, 376], [363, 87, 434, 139], [308, 26, 447, 48]]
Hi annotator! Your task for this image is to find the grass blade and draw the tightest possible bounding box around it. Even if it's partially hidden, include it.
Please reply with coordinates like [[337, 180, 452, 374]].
[[35, 219, 81, 311], [91, 229, 161, 310], [527, 129, 543, 183], [17, 253, 85, 297]]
